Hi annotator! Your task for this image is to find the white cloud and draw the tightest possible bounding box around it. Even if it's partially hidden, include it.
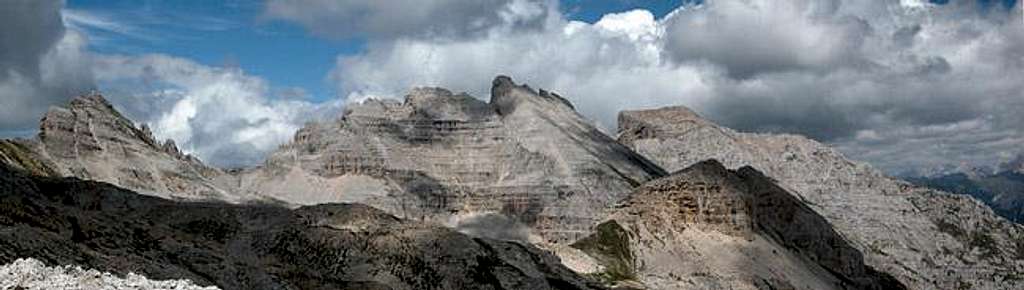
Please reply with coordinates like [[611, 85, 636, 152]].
[[331, 8, 714, 131], [94, 54, 342, 168], [263, 0, 555, 40]]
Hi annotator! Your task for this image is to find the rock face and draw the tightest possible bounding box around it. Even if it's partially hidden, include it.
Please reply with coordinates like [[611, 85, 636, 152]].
[[573, 160, 904, 290], [239, 76, 665, 243], [618, 106, 1024, 289], [0, 93, 241, 202], [0, 163, 602, 290]]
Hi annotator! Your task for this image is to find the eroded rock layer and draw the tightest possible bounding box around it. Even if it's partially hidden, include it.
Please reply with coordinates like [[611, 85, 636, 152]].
[[573, 160, 904, 290], [240, 76, 665, 243], [618, 106, 1024, 289]]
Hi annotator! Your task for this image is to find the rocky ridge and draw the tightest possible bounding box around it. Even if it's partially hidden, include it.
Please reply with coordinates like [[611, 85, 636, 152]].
[[618, 106, 1024, 289], [0, 163, 602, 290]]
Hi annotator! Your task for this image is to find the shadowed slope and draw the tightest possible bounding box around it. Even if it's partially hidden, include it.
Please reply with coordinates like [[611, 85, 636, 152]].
[[0, 163, 603, 290]]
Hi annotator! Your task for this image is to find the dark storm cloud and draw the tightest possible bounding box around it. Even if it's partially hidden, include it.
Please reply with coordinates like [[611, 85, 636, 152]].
[[263, 0, 554, 40], [0, 0, 63, 77], [0, 0, 94, 134], [662, 0, 873, 79]]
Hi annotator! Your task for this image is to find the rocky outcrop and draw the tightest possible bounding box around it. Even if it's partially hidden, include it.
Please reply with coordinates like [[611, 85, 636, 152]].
[[239, 76, 665, 243], [573, 160, 904, 290], [618, 106, 1024, 289], [1, 93, 243, 202], [0, 163, 603, 290], [1, 258, 217, 290]]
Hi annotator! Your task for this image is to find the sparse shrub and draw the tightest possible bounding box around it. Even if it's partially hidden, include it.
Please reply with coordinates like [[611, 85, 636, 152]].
[[571, 220, 638, 283], [969, 231, 999, 259]]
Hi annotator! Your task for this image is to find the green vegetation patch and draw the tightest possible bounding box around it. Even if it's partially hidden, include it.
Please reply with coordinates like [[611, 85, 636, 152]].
[[0, 141, 57, 177], [570, 220, 638, 283]]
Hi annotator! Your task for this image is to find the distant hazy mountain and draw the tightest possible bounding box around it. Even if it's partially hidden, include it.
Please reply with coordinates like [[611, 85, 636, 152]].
[[908, 165, 1024, 224]]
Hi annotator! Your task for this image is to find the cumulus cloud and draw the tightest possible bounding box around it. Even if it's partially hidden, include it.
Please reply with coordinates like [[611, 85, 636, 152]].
[[311, 0, 1024, 174], [263, 0, 555, 40], [0, 0, 94, 135], [331, 8, 714, 131], [93, 54, 342, 168]]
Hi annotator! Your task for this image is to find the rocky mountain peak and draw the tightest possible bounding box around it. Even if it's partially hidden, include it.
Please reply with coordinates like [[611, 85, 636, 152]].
[[617, 105, 716, 147], [12, 93, 236, 202], [491, 75, 575, 116]]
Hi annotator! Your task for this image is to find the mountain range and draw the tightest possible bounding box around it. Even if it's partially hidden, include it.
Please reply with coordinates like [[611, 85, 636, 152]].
[[2, 76, 1022, 290]]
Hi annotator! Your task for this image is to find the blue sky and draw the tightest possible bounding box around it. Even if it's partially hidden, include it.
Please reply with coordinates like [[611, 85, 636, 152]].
[[66, 0, 692, 102]]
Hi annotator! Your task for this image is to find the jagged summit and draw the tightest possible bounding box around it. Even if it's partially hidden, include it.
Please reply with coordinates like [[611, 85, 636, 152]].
[[343, 87, 496, 121], [491, 75, 575, 114], [40, 93, 191, 161], [343, 76, 579, 123], [7, 93, 239, 202]]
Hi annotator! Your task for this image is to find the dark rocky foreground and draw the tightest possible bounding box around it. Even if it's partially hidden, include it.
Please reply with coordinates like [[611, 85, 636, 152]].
[[0, 163, 603, 290]]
